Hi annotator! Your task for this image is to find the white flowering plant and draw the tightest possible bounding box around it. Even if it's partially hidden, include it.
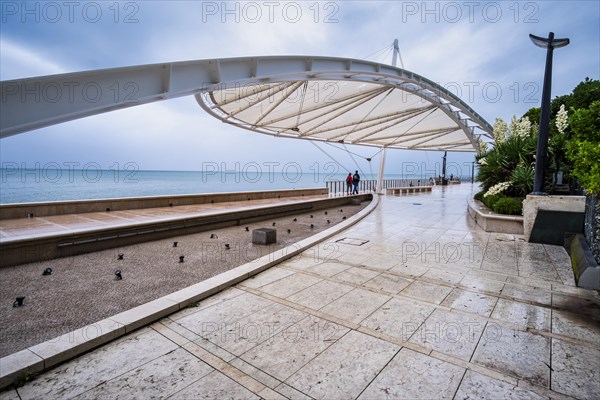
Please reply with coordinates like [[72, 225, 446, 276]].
[[492, 118, 508, 143], [515, 117, 532, 138], [477, 139, 489, 155], [555, 104, 568, 134], [483, 181, 511, 197]]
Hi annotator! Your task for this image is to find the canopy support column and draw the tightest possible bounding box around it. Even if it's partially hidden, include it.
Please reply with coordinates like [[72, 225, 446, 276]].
[[376, 146, 387, 194]]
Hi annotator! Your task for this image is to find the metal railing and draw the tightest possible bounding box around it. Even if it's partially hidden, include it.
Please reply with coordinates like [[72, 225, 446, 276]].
[[326, 178, 433, 194]]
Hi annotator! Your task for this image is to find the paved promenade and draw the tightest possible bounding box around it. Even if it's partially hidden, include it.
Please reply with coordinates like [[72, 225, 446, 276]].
[[2, 184, 599, 399]]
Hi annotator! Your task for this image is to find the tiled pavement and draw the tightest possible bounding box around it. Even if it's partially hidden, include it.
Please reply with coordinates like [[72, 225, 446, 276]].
[[2, 184, 599, 399]]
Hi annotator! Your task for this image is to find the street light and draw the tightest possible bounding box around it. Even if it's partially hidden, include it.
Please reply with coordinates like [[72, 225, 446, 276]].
[[442, 151, 447, 185], [530, 32, 570, 194]]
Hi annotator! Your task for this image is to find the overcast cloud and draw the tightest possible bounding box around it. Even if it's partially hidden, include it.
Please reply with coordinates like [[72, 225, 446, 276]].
[[1, 1, 598, 178]]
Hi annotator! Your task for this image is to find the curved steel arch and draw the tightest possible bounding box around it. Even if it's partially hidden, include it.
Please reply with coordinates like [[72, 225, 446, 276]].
[[0, 56, 492, 152]]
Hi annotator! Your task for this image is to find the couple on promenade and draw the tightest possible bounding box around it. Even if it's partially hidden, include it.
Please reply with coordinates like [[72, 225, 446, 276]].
[[346, 170, 360, 195]]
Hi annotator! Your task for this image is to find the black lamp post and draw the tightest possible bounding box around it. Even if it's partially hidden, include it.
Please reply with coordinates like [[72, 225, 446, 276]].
[[530, 32, 569, 194], [442, 151, 447, 185]]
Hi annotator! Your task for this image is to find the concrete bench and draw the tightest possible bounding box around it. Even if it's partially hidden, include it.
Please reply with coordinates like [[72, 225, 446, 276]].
[[386, 186, 433, 195]]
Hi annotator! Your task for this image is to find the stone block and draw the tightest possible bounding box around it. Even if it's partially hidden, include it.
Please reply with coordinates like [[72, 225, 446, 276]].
[[566, 233, 600, 290], [252, 228, 277, 245], [529, 209, 584, 245], [523, 195, 585, 241]]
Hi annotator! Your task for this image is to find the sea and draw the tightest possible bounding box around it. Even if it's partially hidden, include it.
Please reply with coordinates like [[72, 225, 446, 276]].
[[0, 168, 444, 204]]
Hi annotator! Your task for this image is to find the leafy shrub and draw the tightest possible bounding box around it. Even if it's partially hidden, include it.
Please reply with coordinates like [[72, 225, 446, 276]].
[[482, 194, 502, 209], [510, 165, 534, 196], [474, 191, 485, 202], [566, 101, 600, 194], [492, 197, 523, 215]]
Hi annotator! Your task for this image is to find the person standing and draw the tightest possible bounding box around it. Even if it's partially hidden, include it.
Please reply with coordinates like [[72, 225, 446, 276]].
[[345, 173, 353, 195], [352, 170, 360, 194]]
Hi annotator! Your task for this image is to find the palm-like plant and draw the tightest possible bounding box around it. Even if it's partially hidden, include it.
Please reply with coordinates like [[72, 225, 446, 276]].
[[510, 165, 535, 196], [477, 131, 537, 194]]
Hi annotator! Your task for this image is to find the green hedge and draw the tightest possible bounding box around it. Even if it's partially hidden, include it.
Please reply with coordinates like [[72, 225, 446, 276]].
[[480, 194, 523, 215], [474, 191, 485, 202], [482, 194, 502, 209], [492, 197, 523, 215]]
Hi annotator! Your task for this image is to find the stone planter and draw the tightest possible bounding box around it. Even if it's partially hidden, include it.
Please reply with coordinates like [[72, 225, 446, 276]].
[[467, 199, 523, 234]]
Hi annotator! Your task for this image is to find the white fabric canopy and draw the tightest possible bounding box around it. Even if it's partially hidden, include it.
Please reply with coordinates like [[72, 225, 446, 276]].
[[199, 78, 491, 152], [1, 56, 493, 150]]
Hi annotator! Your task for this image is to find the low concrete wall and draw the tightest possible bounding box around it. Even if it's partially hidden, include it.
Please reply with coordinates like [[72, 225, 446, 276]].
[[566, 234, 600, 290], [0, 194, 371, 268], [523, 195, 585, 241], [467, 198, 523, 235], [386, 186, 432, 195], [0, 188, 328, 220]]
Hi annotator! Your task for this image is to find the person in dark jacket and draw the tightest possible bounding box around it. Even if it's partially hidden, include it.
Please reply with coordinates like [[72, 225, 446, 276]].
[[352, 171, 360, 194]]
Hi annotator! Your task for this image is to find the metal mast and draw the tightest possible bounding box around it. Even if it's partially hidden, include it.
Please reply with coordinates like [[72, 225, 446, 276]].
[[376, 39, 401, 194]]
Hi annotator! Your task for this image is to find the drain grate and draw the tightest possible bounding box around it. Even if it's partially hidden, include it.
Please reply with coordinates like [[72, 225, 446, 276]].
[[335, 237, 370, 246]]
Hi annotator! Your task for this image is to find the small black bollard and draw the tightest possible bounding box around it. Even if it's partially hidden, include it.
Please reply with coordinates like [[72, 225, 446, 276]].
[[210, 234, 218, 239], [179, 256, 185, 263], [13, 297, 25, 307], [114, 270, 122, 280], [272, 222, 276, 226], [42, 267, 52, 276], [310, 224, 314, 229], [225, 244, 231, 250], [117, 253, 124, 260], [327, 220, 330, 224], [173, 241, 178, 247], [287, 229, 291, 234], [245, 227, 249, 232], [293, 218, 297, 222]]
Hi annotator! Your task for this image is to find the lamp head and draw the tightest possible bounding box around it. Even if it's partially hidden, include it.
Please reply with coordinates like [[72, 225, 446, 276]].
[[529, 33, 570, 49]]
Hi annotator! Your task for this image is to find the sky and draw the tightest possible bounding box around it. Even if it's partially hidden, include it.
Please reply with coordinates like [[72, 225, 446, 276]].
[[1, 0, 599, 180]]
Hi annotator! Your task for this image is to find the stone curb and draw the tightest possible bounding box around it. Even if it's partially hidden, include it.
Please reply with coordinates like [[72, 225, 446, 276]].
[[0, 193, 379, 390]]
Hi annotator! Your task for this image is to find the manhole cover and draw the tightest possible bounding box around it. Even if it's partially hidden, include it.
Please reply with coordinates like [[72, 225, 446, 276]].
[[335, 237, 370, 246]]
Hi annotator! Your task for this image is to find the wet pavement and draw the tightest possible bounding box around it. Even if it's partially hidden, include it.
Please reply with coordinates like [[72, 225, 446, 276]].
[[1, 184, 599, 399]]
